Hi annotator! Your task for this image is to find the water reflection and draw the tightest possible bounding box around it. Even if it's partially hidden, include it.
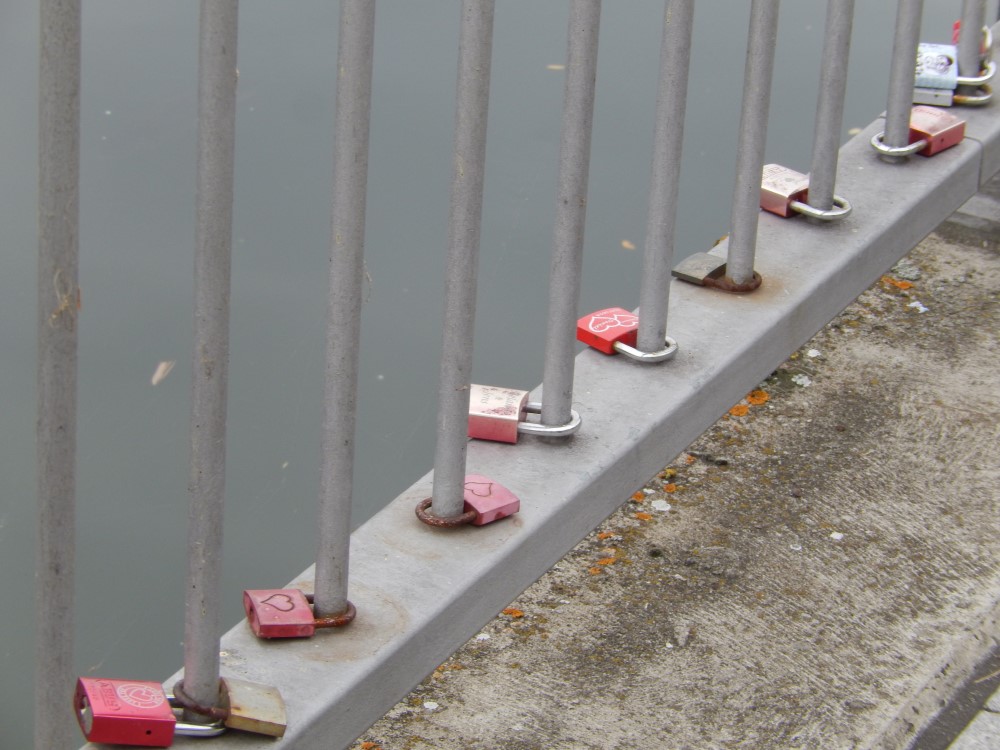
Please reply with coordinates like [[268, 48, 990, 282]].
[[0, 1, 959, 746]]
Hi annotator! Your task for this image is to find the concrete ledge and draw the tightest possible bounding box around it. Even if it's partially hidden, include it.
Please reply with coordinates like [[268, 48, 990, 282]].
[[83, 101, 1000, 748], [356, 232, 1000, 749]]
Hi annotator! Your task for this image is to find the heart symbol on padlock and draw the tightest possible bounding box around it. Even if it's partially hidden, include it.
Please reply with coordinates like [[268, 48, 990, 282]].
[[464, 481, 494, 498], [261, 593, 296, 612], [588, 312, 638, 333]]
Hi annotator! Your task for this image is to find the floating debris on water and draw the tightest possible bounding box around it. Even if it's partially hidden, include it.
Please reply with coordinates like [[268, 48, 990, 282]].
[[151, 360, 176, 386], [546, 63, 566, 71], [621, 239, 636, 251]]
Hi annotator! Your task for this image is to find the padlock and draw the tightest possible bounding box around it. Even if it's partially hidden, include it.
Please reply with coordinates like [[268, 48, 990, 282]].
[[414, 474, 521, 528], [75, 677, 224, 747], [243, 588, 356, 638], [218, 677, 287, 737], [915, 42, 959, 90], [462, 474, 520, 525], [467, 384, 582, 441], [912, 34, 994, 106], [576, 307, 638, 354], [170, 677, 287, 738], [671, 251, 762, 293], [468, 384, 529, 443], [908, 105, 966, 156], [760, 164, 809, 217], [760, 164, 851, 221]]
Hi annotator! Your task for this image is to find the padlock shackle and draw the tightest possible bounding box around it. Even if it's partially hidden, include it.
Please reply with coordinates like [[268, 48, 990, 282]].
[[304, 593, 357, 628], [870, 132, 927, 159], [953, 84, 993, 106], [612, 337, 679, 363], [516, 403, 582, 437], [789, 195, 852, 222], [956, 59, 996, 87]]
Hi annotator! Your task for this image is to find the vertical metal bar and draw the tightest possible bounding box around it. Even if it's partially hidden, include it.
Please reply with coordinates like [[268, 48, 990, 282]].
[[957, 0, 986, 98], [636, 0, 694, 354], [36, 2, 80, 747], [540, 0, 601, 426], [184, 0, 239, 711], [882, 0, 923, 151], [430, 0, 495, 519], [725, 0, 780, 288], [313, 0, 376, 619], [807, 0, 855, 213]]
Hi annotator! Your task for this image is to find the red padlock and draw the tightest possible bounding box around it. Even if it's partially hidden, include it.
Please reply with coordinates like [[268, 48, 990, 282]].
[[909, 105, 966, 156], [576, 307, 638, 354], [243, 589, 356, 639], [74, 678, 225, 746], [76, 678, 175, 746], [243, 589, 317, 638]]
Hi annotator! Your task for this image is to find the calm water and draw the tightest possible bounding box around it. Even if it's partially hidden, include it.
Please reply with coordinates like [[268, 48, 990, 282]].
[[0, 2, 959, 746]]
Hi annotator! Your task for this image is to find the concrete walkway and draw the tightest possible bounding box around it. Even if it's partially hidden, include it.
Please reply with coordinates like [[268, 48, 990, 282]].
[[351, 197, 999, 749]]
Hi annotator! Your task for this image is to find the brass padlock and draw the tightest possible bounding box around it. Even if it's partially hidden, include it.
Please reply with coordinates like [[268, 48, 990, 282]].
[[171, 677, 287, 738], [219, 677, 287, 738]]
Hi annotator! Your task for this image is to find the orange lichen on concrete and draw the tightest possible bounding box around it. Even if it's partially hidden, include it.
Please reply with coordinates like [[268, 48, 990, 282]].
[[729, 404, 750, 417], [881, 275, 914, 290]]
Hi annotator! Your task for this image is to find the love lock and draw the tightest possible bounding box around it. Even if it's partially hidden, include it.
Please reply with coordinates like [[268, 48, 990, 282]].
[[75, 677, 226, 746], [671, 253, 762, 293], [415, 474, 520, 528], [467, 384, 581, 443], [243, 588, 356, 638], [576, 307, 677, 362], [871, 105, 966, 159], [760, 164, 851, 221], [913, 31, 994, 106], [170, 677, 287, 738]]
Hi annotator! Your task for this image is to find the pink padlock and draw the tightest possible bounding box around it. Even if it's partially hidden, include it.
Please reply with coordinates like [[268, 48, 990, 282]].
[[243, 589, 357, 639], [576, 307, 638, 354], [75, 678, 177, 747], [463, 474, 520, 525], [415, 475, 521, 528]]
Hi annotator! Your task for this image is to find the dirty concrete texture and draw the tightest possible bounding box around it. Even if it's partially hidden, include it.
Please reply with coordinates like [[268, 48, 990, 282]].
[[351, 230, 999, 750]]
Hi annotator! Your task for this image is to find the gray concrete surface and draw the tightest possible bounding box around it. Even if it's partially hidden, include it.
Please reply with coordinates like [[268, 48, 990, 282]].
[[351, 205, 1000, 749]]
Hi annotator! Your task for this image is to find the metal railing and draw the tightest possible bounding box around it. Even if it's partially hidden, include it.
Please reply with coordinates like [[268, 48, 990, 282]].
[[28, 0, 1000, 747]]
